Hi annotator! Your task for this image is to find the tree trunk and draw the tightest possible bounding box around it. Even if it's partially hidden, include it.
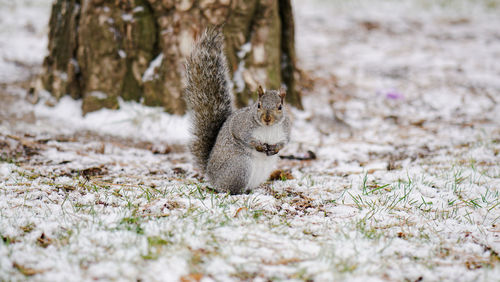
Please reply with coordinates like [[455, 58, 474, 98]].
[[41, 0, 303, 115]]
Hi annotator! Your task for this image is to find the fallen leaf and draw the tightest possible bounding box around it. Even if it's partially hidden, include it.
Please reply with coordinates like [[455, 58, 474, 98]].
[[269, 169, 294, 181], [37, 233, 52, 248], [234, 207, 248, 218], [13, 262, 46, 276], [180, 273, 203, 282]]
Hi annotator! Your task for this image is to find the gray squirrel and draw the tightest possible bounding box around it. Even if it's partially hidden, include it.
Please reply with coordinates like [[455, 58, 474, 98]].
[[184, 28, 291, 194]]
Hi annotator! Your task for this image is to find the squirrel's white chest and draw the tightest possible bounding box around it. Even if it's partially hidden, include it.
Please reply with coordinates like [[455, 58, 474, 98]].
[[251, 124, 285, 144], [247, 152, 278, 190], [246, 124, 284, 189]]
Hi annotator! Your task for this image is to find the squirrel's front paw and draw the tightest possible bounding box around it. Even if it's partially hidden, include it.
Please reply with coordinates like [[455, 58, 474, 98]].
[[250, 141, 267, 153], [265, 144, 280, 156]]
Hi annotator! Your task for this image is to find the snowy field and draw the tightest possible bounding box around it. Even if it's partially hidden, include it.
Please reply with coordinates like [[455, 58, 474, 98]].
[[1, 0, 500, 281]]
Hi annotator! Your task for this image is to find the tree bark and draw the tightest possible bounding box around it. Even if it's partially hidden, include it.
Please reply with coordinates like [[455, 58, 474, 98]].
[[41, 0, 302, 115]]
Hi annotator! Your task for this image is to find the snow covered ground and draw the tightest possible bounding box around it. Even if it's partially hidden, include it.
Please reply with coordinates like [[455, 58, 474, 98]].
[[1, 0, 500, 281]]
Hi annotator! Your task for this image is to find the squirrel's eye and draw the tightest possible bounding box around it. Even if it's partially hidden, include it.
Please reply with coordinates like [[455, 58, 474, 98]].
[[258, 103, 261, 109], [278, 104, 282, 110]]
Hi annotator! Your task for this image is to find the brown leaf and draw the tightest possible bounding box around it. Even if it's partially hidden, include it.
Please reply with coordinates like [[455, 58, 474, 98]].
[[465, 260, 483, 270], [36, 233, 52, 248], [13, 262, 46, 276], [20, 223, 35, 233], [2, 235, 20, 244], [410, 119, 426, 127], [2, 134, 41, 159], [233, 207, 248, 218], [269, 169, 294, 181], [291, 196, 314, 210], [360, 20, 380, 30], [266, 257, 302, 265], [180, 273, 203, 282], [172, 167, 186, 175], [57, 184, 76, 191], [74, 165, 107, 178]]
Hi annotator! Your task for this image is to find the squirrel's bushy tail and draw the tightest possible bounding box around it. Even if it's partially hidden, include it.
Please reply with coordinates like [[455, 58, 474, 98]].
[[184, 28, 233, 173]]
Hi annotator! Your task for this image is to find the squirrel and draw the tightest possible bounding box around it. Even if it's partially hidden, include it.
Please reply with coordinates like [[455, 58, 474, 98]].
[[184, 28, 291, 194]]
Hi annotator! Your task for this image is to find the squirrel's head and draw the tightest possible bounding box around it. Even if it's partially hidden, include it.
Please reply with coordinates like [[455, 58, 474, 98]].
[[255, 85, 286, 126]]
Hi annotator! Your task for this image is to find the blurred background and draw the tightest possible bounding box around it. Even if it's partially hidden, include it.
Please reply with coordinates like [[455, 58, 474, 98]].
[[0, 0, 498, 139]]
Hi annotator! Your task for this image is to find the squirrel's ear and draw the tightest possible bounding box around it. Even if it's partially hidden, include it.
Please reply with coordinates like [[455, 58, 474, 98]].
[[257, 85, 264, 98], [279, 87, 286, 102]]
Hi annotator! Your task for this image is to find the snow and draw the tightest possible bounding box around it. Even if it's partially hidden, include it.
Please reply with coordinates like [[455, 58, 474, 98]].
[[118, 49, 127, 58], [0, 0, 51, 83], [89, 91, 108, 99], [233, 42, 252, 92], [142, 53, 164, 82], [1, 0, 500, 281], [31, 95, 190, 144], [121, 13, 133, 22], [133, 6, 144, 13]]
